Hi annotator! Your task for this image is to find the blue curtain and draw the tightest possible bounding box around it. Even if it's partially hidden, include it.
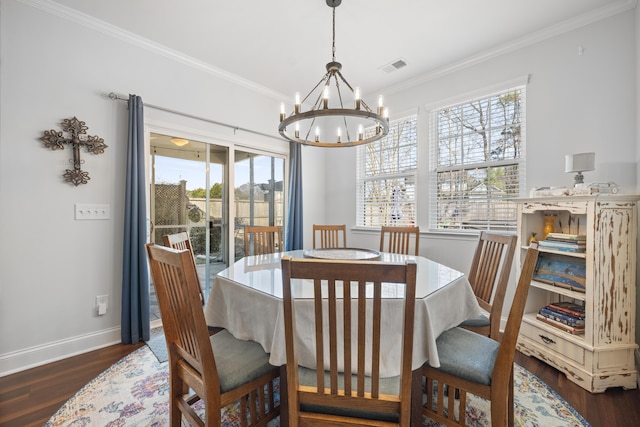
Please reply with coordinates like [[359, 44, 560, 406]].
[[121, 94, 150, 344], [285, 142, 303, 250]]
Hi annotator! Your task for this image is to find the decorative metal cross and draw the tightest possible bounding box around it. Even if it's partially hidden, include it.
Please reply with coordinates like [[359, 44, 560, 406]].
[[40, 117, 107, 186]]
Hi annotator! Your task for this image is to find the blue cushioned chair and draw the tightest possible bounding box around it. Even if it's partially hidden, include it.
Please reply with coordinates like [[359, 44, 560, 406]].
[[458, 232, 517, 341], [280, 255, 417, 427], [416, 244, 538, 426], [146, 243, 280, 427]]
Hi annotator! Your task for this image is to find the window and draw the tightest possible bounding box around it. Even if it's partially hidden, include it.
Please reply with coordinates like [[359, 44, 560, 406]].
[[430, 86, 525, 231], [357, 115, 417, 227]]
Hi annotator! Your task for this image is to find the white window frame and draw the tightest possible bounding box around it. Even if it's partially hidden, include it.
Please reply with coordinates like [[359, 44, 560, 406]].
[[356, 115, 418, 228], [429, 79, 527, 232]]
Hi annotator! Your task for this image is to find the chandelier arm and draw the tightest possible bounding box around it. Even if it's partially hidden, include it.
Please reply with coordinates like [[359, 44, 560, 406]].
[[299, 72, 331, 106], [359, 99, 373, 112], [334, 70, 355, 94], [335, 70, 375, 113], [303, 116, 317, 142], [332, 74, 354, 142]]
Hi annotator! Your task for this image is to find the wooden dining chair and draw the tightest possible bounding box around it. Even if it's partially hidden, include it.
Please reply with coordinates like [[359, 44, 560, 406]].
[[163, 231, 205, 305], [458, 232, 517, 341], [416, 244, 538, 427], [312, 224, 347, 249], [145, 243, 280, 427], [243, 225, 283, 256], [379, 226, 420, 256], [280, 255, 417, 427]]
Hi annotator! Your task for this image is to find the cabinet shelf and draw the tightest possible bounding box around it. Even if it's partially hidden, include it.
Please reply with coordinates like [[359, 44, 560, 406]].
[[530, 279, 586, 300], [537, 247, 586, 259]]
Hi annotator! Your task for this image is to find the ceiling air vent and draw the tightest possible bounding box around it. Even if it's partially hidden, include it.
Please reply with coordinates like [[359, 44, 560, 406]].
[[380, 58, 407, 73]]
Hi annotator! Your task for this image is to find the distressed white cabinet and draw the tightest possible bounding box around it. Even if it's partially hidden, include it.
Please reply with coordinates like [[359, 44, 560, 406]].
[[516, 195, 638, 393]]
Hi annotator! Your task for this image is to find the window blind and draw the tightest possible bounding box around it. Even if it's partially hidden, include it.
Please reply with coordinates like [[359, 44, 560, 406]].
[[356, 115, 417, 227], [430, 86, 526, 231]]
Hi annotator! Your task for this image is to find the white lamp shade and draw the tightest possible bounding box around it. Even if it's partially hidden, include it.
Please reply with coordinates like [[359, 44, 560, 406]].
[[565, 152, 595, 173]]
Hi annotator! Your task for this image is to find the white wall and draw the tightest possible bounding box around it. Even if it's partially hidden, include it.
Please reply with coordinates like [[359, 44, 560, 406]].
[[0, 0, 325, 375], [327, 11, 639, 334]]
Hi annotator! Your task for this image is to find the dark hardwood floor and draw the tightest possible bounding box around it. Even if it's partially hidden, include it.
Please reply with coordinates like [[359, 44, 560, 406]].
[[0, 342, 144, 427], [0, 343, 638, 426]]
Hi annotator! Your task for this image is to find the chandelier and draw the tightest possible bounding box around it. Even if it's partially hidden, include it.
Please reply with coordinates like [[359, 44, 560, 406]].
[[278, 0, 389, 148]]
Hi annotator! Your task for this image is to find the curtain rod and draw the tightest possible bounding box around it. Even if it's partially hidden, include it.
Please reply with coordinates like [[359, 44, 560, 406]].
[[108, 92, 282, 141]]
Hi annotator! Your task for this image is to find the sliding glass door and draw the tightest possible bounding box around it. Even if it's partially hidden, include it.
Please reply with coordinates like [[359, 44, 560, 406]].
[[147, 135, 286, 321], [149, 133, 228, 321], [234, 150, 285, 258]]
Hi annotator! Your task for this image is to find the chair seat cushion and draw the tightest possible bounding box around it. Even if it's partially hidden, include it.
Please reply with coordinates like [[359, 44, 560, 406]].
[[458, 314, 490, 328], [210, 330, 277, 393], [434, 327, 499, 386], [297, 367, 400, 423]]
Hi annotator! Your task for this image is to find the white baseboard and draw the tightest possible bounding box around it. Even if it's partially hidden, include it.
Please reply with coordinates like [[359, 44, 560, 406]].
[[0, 327, 121, 377]]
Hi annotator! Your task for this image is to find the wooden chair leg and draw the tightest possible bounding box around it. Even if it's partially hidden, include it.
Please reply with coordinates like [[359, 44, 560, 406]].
[[278, 365, 289, 427], [411, 369, 423, 426], [508, 367, 514, 427]]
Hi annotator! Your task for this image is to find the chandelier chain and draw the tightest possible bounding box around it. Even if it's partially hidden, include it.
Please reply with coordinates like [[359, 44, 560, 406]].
[[332, 6, 336, 63]]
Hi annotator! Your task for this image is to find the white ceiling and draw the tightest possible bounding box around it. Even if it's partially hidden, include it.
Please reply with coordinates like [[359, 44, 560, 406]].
[[52, 0, 633, 98]]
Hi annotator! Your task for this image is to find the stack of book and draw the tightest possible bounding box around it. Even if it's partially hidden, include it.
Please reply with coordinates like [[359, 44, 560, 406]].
[[539, 232, 586, 253], [536, 301, 585, 334]]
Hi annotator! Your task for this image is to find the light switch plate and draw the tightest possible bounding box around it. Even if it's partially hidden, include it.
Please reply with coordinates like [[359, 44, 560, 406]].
[[75, 204, 110, 220]]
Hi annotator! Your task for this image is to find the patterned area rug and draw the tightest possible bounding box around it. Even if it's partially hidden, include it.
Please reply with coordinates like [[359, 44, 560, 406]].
[[45, 345, 590, 426]]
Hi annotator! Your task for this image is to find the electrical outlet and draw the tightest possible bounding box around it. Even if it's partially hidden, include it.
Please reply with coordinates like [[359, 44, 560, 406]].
[[75, 204, 110, 220], [96, 295, 108, 315]]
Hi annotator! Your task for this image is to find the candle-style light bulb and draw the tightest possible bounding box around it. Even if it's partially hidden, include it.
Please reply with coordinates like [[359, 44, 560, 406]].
[[295, 122, 300, 139], [354, 87, 361, 110], [337, 128, 341, 143], [358, 124, 364, 141], [323, 86, 329, 109], [377, 95, 384, 116], [294, 92, 300, 114], [383, 108, 389, 121], [279, 103, 286, 122], [315, 126, 320, 142]]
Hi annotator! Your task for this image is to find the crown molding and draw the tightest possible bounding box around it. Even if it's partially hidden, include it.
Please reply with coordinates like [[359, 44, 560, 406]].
[[18, 0, 637, 102], [383, 0, 638, 95], [18, 0, 287, 101]]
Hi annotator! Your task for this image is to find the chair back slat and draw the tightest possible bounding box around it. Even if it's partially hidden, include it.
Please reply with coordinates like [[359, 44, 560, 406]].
[[379, 226, 420, 255], [244, 225, 283, 256], [281, 256, 417, 426], [163, 232, 206, 305], [312, 224, 347, 249], [467, 232, 517, 340]]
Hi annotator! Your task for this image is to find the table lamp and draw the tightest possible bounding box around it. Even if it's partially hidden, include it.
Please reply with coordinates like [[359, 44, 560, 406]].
[[565, 152, 595, 187]]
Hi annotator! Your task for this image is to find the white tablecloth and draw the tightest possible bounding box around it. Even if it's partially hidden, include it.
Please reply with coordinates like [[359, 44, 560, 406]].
[[204, 251, 482, 377]]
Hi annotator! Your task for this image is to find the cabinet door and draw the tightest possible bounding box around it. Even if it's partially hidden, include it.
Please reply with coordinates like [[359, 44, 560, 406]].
[[593, 202, 636, 345]]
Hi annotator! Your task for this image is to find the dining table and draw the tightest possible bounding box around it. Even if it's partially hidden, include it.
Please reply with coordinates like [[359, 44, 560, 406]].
[[203, 249, 483, 377]]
